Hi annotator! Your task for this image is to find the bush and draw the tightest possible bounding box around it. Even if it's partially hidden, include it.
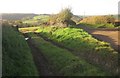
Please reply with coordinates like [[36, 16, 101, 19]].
[[57, 8, 73, 22], [49, 8, 73, 27], [49, 14, 58, 25]]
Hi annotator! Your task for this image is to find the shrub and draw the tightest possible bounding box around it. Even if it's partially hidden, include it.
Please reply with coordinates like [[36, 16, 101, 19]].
[[49, 8, 73, 27], [57, 8, 73, 23]]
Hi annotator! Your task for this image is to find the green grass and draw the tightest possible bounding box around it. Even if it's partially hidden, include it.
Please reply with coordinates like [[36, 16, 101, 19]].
[[79, 23, 115, 28], [34, 26, 118, 75], [19, 26, 40, 33], [33, 15, 50, 22], [19, 26, 118, 75], [28, 33, 108, 76], [22, 15, 50, 25], [2, 24, 38, 76], [23, 19, 38, 24]]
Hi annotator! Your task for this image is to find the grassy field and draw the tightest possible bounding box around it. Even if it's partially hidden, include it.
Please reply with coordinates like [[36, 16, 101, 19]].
[[2, 24, 38, 76], [33, 15, 50, 22], [19, 26, 118, 75], [37, 26, 118, 74], [22, 15, 50, 26], [23, 20, 38, 24], [27, 33, 108, 76], [19, 26, 40, 33], [79, 23, 116, 28]]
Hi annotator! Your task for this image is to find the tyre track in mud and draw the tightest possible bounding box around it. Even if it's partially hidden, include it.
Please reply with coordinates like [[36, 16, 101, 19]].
[[23, 33, 54, 76]]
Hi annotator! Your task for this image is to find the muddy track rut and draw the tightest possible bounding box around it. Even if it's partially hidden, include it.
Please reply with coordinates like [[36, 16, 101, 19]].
[[23, 34, 54, 76]]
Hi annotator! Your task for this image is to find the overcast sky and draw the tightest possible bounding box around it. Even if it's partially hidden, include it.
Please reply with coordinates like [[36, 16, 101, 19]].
[[0, 0, 119, 15]]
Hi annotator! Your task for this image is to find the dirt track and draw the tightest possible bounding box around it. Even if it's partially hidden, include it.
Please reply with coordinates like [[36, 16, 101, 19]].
[[77, 25, 120, 52], [23, 34, 54, 76]]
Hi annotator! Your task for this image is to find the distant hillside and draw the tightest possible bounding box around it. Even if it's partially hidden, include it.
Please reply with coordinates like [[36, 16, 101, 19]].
[[114, 14, 120, 20], [71, 15, 83, 23], [2, 13, 38, 20], [22, 14, 83, 24], [84, 14, 119, 20]]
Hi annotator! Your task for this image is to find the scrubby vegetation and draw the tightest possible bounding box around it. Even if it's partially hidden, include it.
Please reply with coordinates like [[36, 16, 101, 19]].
[[2, 24, 38, 76], [80, 15, 116, 28], [49, 8, 76, 27]]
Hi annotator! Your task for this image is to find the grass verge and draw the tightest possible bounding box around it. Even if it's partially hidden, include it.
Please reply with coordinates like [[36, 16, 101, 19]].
[[2, 24, 38, 76]]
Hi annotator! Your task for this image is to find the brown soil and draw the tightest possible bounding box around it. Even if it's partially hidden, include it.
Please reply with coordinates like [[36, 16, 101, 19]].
[[23, 34, 54, 76], [77, 25, 120, 52]]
